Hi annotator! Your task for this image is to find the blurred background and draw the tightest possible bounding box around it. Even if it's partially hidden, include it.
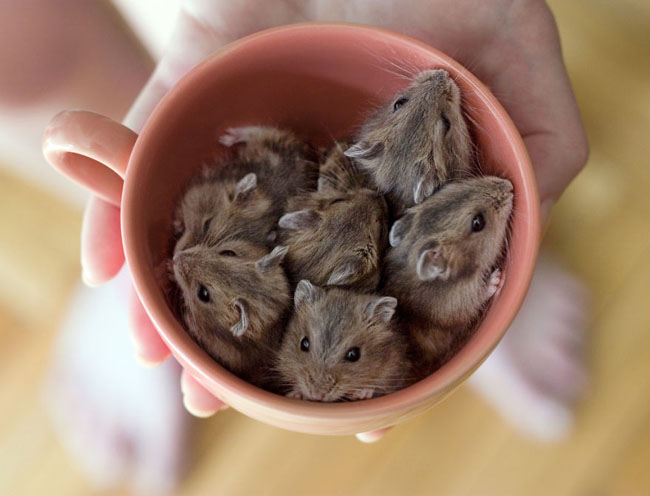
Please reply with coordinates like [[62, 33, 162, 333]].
[[1, 0, 649, 494]]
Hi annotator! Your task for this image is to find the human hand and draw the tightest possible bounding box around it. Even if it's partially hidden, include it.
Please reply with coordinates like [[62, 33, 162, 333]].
[[80, 0, 588, 424]]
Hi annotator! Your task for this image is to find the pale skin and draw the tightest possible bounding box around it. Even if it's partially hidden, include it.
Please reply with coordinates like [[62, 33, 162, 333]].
[[79, 0, 589, 435]]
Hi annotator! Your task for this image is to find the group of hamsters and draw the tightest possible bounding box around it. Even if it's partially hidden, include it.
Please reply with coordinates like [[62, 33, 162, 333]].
[[168, 69, 514, 402]]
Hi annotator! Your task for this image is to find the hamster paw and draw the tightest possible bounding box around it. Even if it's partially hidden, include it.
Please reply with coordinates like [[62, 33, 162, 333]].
[[218, 126, 264, 147], [286, 390, 304, 400], [486, 268, 503, 298], [350, 388, 375, 401]]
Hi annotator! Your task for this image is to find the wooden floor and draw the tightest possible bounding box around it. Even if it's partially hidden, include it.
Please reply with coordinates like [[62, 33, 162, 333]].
[[1, 1, 650, 494]]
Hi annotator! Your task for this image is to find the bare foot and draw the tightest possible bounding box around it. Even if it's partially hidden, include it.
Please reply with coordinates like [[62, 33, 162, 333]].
[[469, 255, 589, 441], [43, 269, 189, 495]]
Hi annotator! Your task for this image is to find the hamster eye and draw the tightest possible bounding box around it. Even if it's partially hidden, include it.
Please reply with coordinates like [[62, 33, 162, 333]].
[[440, 112, 451, 133], [393, 97, 408, 112], [219, 250, 237, 257], [197, 284, 210, 303], [300, 337, 310, 352], [471, 213, 486, 233], [329, 198, 345, 206], [344, 347, 360, 362], [202, 217, 213, 235]]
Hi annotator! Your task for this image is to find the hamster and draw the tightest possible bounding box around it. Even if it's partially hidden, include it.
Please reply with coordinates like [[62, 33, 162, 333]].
[[217, 125, 318, 207], [383, 176, 513, 372], [316, 139, 373, 192], [278, 147, 389, 291], [345, 69, 473, 212], [275, 280, 411, 401], [173, 171, 276, 253], [171, 241, 291, 386], [173, 125, 318, 253]]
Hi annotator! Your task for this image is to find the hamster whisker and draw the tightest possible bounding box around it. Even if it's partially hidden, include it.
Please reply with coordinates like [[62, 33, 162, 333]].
[[366, 46, 420, 80]]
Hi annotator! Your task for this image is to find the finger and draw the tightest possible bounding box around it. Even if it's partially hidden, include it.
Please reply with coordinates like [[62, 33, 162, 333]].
[[81, 196, 124, 286], [498, 3, 589, 204], [123, 6, 233, 132], [123, 0, 307, 132], [128, 283, 171, 365], [180, 368, 229, 418], [355, 427, 391, 443]]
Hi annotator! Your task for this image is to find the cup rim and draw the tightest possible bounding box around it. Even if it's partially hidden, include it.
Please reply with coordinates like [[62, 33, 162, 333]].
[[123, 22, 540, 423]]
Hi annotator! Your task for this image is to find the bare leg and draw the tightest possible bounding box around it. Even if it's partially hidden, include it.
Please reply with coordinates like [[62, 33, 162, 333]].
[[469, 255, 589, 440]]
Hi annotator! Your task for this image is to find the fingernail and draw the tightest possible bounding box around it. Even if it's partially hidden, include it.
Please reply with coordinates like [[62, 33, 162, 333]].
[[355, 431, 384, 444], [182, 395, 220, 418], [134, 351, 164, 368], [81, 268, 101, 287]]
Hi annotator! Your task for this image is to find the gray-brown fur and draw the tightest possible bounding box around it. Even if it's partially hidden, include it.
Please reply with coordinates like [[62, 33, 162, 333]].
[[383, 176, 513, 374], [317, 139, 373, 192], [217, 125, 318, 209], [174, 126, 318, 253], [345, 69, 473, 213], [171, 241, 291, 387], [278, 174, 389, 291], [173, 171, 277, 252], [275, 281, 411, 401]]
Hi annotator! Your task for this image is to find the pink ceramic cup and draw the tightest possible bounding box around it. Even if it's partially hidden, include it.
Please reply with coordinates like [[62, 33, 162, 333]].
[[43, 23, 540, 435]]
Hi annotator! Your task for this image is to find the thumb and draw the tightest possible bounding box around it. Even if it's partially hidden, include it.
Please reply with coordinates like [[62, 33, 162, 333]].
[[123, 6, 232, 132]]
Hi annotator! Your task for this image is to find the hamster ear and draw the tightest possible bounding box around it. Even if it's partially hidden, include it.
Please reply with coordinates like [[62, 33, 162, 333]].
[[326, 258, 364, 286], [317, 174, 338, 194], [172, 218, 184, 237], [278, 209, 321, 231], [234, 173, 257, 203], [389, 213, 414, 247], [230, 299, 249, 337], [365, 296, 398, 324], [344, 141, 384, 160], [294, 280, 323, 307], [413, 175, 436, 205], [256, 245, 288, 274], [416, 246, 449, 281]]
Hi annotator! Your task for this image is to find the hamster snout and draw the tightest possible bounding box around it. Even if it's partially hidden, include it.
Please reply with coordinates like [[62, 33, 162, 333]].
[[416, 69, 457, 96]]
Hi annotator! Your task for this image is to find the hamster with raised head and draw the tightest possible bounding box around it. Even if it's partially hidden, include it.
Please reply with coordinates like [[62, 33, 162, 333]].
[[345, 69, 473, 212], [171, 241, 290, 386], [278, 151, 389, 291], [275, 280, 411, 401], [383, 176, 513, 373]]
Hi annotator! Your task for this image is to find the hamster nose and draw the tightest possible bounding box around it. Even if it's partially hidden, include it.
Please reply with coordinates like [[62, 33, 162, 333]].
[[173, 251, 192, 270], [418, 68, 449, 85], [432, 69, 450, 84], [491, 177, 514, 194]]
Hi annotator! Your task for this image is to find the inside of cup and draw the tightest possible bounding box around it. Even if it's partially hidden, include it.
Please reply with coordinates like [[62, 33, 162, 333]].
[[124, 24, 538, 412]]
